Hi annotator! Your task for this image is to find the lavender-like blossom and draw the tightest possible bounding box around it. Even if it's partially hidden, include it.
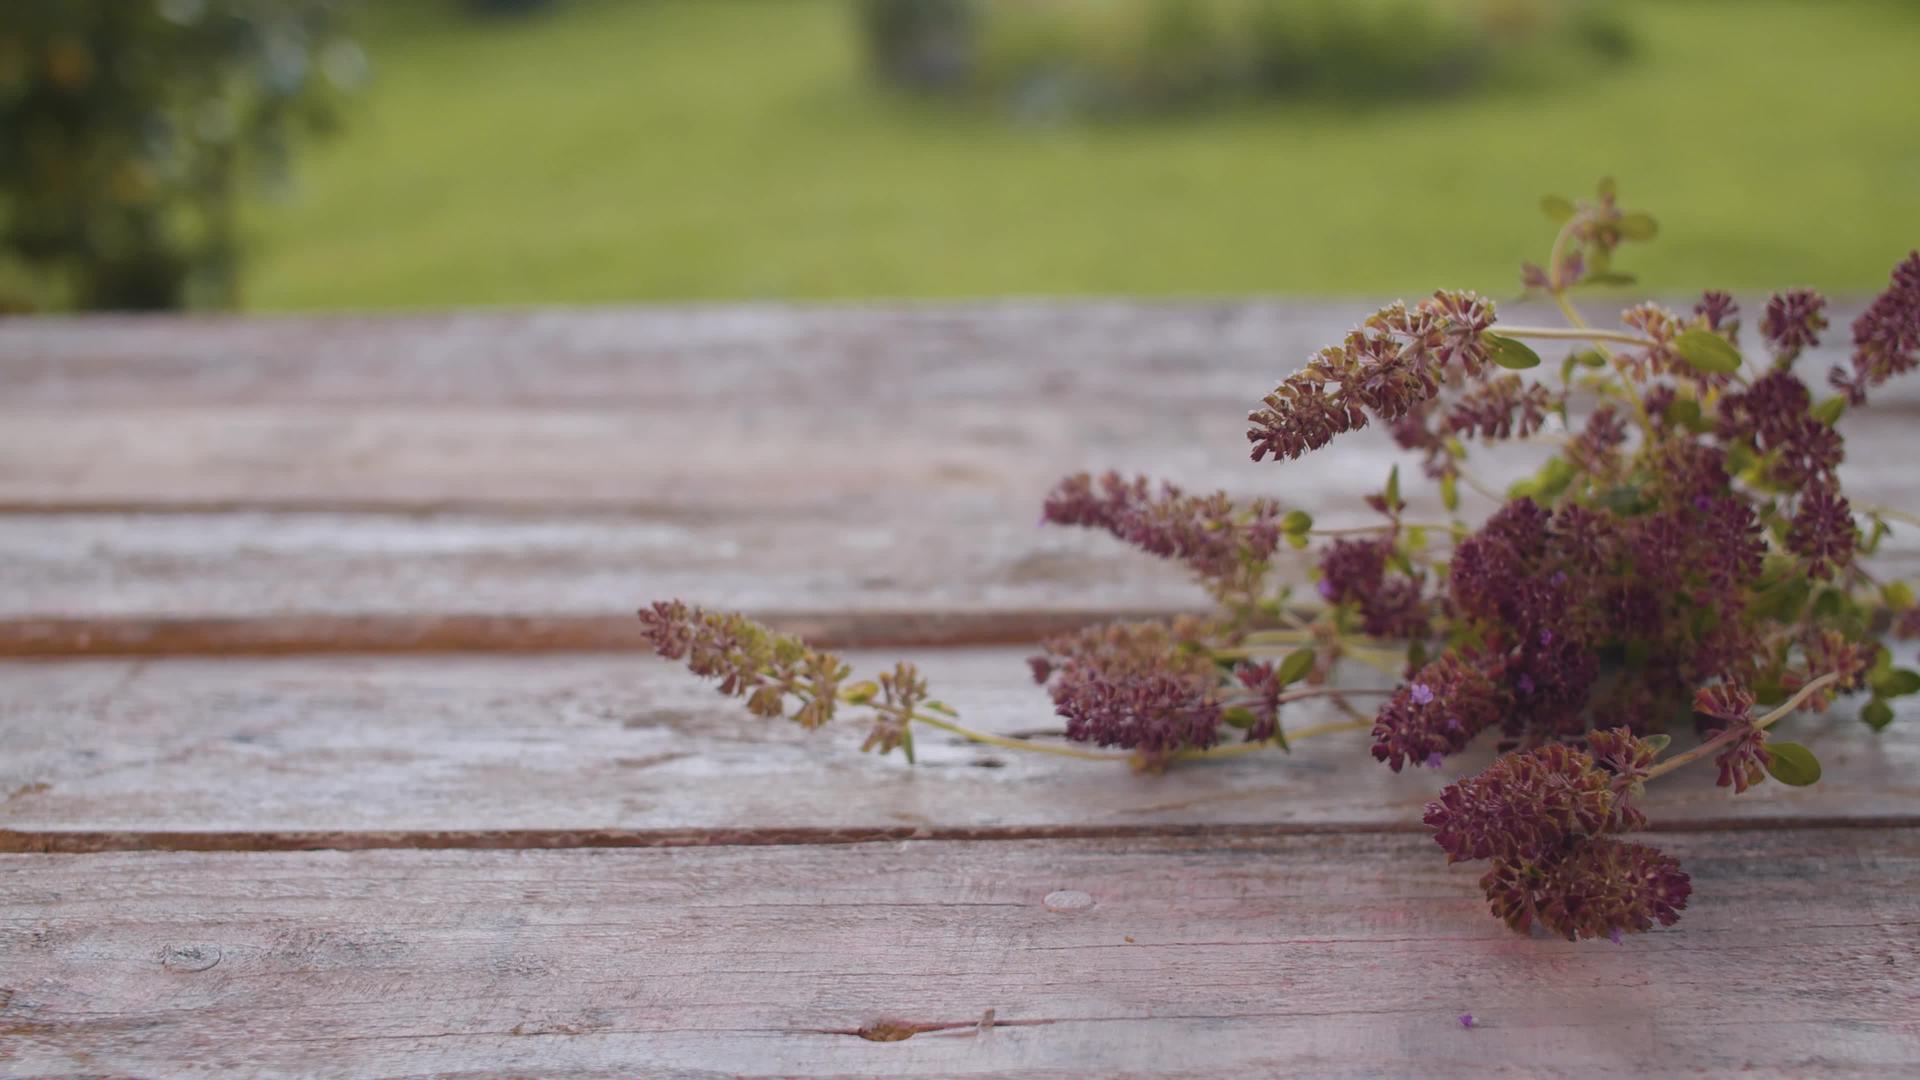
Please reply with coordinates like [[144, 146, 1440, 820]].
[[1831, 252, 1920, 403], [1248, 291, 1496, 462], [1760, 288, 1827, 362], [1042, 472, 1284, 592], [1373, 651, 1507, 772]]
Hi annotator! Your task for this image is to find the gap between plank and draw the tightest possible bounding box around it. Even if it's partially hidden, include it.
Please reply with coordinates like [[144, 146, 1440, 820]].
[[0, 610, 1194, 657], [5, 816, 1916, 854]]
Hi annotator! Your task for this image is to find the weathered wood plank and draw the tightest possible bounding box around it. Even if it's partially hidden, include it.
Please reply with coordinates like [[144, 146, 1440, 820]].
[[2, 651, 1913, 846], [1, 301, 1904, 410], [2, 831, 1915, 1077], [5, 303, 1916, 654]]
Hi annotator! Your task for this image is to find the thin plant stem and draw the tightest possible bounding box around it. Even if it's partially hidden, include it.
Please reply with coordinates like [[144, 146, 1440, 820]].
[[1171, 717, 1372, 761], [900, 688, 1380, 765], [1311, 522, 1455, 537], [1643, 672, 1840, 782], [1864, 504, 1920, 529], [1496, 324, 1657, 348], [908, 712, 1126, 762]]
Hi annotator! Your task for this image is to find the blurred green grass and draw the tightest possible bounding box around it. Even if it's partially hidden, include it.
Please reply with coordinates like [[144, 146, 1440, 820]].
[[242, 0, 1920, 309]]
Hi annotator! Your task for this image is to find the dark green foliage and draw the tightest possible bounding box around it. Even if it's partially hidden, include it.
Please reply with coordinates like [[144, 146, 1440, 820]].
[[858, 0, 1636, 117], [0, 0, 360, 310]]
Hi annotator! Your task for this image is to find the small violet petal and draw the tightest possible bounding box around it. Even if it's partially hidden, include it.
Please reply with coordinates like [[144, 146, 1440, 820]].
[[1458, 1014, 1476, 1030]]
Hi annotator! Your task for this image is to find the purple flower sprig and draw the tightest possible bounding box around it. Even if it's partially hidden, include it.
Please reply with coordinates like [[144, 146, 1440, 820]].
[[637, 181, 1919, 942]]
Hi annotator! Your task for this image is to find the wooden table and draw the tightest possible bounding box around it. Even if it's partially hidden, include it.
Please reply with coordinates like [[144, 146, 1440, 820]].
[[3, 303, 1916, 1077]]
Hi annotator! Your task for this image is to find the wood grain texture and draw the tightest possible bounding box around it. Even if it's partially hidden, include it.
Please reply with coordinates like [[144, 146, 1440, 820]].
[[3, 650, 1914, 845], [2, 831, 1916, 1078], [5, 301, 1917, 653]]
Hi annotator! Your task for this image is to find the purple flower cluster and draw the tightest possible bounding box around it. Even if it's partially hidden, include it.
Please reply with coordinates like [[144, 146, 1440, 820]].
[[1831, 251, 1920, 403], [1788, 486, 1859, 581], [1042, 472, 1283, 590], [1760, 288, 1827, 363], [1693, 684, 1771, 792], [1316, 538, 1432, 639], [1481, 837, 1691, 942], [1714, 367, 1855, 579], [1426, 733, 1690, 940], [1248, 291, 1495, 462], [638, 601, 849, 727], [1030, 620, 1228, 759], [1717, 371, 1843, 488], [1371, 650, 1507, 771], [1692, 290, 1741, 336], [860, 661, 929, 755], [1445, 375, 1559, 442]]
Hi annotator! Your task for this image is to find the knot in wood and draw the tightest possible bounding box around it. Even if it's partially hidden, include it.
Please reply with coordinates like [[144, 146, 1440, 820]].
[[158, 943, 221, 973], [1042, 889, 1094, 913]]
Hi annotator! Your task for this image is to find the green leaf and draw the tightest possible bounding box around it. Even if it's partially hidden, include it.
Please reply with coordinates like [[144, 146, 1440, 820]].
[[900, 724, 915, 764], [1285, 531, 1309, 550], [1281, 509, 1313, 535], [921, 699, 959, 717], [1663, 396, 1703, 432], [1764, 741, 1821, 786], [1812, 588, 1846, 620], [1575, 349, 1609, 369], [1384, 465, 1401, 509], [1534, 457, 1577, 499], [1724, 441, 1756, 477], [1871, 667, 1920, 699], [1540, 194, 1575, 223], [1642, 733, 1671, 753], [1862, 697, 1895, 731], [1674, 329, 1743, 375], [1222, 706, 1259, 730], [1276, 648, 1315, 687], [1810, 396, 1847, 425], [1883, 581, 1915, 611], [1485, 332, 1542, 370], [1616, 212, 1658, 241], [1596, 485, 1648, 514], [843, 681, 879, 705], [1440, 471, 1459, 512], [1750, 577, 1810, 622]]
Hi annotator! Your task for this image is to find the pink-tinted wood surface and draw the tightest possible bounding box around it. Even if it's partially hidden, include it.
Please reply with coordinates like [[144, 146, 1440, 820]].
[[4, 303, 1916, 654], [2, 650, 1915, 848], [2, 832, 1916, 1078], [3, 303, 1918, 1078]]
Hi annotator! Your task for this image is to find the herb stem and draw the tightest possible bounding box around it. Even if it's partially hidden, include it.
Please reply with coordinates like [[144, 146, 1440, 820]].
[[1171, 717, 1372, 761], [1311, 522, 1455, 537], [1455, 466, 1506, 503], [1864, 504, 1920, 529], [1642, 672, 1840, 781], [1496, 325, 1657, 348], [908, 712, 1128, 762], [902, 687, 1381, 765]]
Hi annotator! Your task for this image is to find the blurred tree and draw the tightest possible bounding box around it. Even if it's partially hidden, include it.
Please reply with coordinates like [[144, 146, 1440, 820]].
[[0, 0, 362, 311], [858, 0, 976, 91], [862, 0, 1634, 118]]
